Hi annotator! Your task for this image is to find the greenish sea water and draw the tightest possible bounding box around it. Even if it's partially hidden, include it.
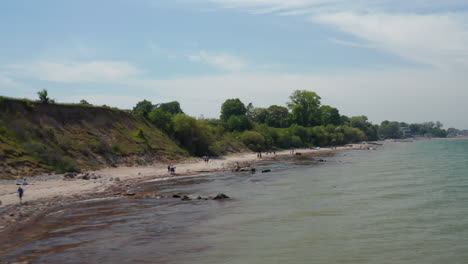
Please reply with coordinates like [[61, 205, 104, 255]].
[[2, 139, 468, 264]]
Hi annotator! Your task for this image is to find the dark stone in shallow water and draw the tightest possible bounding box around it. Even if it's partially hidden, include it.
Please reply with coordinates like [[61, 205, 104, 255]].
[[262, 169, 271, 173], [181, 195, 191, 201], [213, 193, 230, 200], [172, 194, 181, 198]]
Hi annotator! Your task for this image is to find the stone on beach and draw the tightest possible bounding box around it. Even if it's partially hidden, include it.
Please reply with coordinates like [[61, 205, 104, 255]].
[[213, 193, 230, 200]]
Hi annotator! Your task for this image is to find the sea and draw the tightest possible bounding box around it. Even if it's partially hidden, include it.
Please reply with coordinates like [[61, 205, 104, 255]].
[[2, 139, 468, 264]]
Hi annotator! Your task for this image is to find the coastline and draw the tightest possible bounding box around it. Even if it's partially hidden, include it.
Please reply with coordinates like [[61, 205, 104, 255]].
[[0, 143, 375, 238]]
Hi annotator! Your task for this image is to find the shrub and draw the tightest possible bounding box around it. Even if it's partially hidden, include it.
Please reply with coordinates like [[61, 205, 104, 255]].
[[241, 131, 265, 152], [37, 89, 51, 104]]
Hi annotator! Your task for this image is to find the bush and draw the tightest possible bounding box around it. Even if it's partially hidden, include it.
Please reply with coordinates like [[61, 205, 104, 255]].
[[241, 131, 265, 151], [37, 89, 51, 104], [173, 114, 214, 156], [21, 141, 80, 173]]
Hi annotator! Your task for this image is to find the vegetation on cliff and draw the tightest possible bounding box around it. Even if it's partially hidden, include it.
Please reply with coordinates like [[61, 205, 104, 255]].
[[0, 89, 447, 178]]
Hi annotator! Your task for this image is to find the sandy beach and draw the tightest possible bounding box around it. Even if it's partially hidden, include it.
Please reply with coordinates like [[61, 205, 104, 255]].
[[0, 143, 373, 235]]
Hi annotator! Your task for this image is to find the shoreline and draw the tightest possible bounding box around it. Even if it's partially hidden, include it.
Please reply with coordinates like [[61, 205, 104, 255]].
[[0, 143, 377, 238]]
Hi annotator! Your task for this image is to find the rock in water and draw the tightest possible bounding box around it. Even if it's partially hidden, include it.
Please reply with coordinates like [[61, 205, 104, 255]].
[[213, 193, 230, 200], [172, 194, 181, 198], [261, 169, 271, 173], [181, 195, 192, 201]]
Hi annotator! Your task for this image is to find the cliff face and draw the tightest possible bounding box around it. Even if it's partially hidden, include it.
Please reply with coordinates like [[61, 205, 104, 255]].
[[0, 98, 188, 179]]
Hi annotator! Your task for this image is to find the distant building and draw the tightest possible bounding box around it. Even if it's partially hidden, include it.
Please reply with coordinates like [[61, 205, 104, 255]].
[[399, 126, 412, 138], [447, 128, 468, 137]]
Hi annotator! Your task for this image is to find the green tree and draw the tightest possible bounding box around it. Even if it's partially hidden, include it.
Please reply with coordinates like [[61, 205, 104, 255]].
[[379, 121, 403, 139], [287, 90, 322, 127], [245, 103, 255, 120], [220, 98, 247, 121], [133, 100, 154, 118], [37, 89, 51, 104], [252, 107, 268, 124], [148, 108, 173, 135], [158, 101, 183, 115], [266, 105, 290, 128], [172, 114, 213, 155], [350, 115, 379, 141], [320, 105, 341, 126], [80, 99, 91, 105], [227, 115, 253, 132]]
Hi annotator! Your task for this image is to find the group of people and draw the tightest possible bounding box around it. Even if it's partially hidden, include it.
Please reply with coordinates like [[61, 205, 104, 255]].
[[167, 165, 176, 175], [202, 156, 210, 164], [256, 151, 276, 158]]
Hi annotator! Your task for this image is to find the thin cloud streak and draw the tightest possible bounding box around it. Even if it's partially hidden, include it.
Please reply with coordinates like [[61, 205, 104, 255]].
[[188, 51, 248, 71], [4, 61, 142, 83]]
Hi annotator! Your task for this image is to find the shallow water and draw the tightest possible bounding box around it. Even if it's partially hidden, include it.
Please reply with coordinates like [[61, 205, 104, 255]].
[[2, 140, 468, 263]]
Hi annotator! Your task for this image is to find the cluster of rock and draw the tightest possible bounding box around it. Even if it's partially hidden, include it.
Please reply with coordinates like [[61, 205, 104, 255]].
[[171, 193, 230, 201], [63, 172, 103, 180]]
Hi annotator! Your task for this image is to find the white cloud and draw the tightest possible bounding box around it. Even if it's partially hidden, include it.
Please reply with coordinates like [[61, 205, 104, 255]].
[[203, 0, 468, 14], [6, 60, 142, 83], [315, 12, 468, 69], [199, 0, 468, 69], [188, 51, 247, 71]]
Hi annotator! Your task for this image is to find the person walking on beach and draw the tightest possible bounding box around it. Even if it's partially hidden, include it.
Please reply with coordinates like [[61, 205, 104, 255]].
[[18, 186, 24, 203], [167, 165, 171, 174]]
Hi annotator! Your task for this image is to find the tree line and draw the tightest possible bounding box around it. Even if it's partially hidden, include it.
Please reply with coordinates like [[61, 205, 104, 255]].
[[131, 90, 447, 156]]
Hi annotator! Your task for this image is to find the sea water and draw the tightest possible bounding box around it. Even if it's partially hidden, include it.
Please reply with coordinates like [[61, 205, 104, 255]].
[[2, 139, 468, 264]]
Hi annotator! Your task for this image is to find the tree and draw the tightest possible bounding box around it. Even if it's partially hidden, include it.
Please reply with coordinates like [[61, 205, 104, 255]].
[[246, 103, 255, 120], [379, 121, 403, 139], [349, 115, 379, 141], [266, 105, 290, 128], [227, 115, 253, 132], [172, 114, 213, 155], [158, 101, 183, 115], [37, 89, 51, 104], [148, 108, 173, 135], [287, 90, 322, 127], [80, 99, 91, 105], [133, 100, 154, 118], [252, 107, 268, 124], [220, 98, 247, 121], [320, 105, 341, 126]]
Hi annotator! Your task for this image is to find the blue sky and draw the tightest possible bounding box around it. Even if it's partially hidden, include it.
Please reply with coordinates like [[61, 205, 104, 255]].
[[1, 0, 468, 128]]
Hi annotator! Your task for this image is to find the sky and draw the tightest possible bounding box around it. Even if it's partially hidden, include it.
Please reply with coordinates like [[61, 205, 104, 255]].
[[1, 0, 468, 128]]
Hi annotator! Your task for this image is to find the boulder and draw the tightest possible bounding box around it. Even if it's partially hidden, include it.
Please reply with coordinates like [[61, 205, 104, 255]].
[[213, 193, 230, 200], [295, 152, 302, 156], [126, 190, 136, 196], [261, 169, 271, 173], [172, 194, 181, 198], [63, 172, 77, 179], [114, 177, 121, 182], [181, 195, 191, 201]]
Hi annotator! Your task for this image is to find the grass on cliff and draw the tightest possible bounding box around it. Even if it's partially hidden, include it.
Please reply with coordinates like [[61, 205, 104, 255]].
[[0, 98, 188, 179]]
